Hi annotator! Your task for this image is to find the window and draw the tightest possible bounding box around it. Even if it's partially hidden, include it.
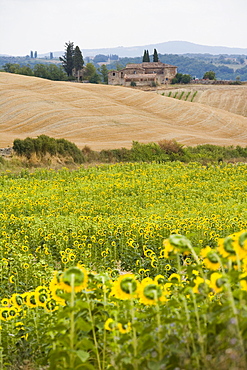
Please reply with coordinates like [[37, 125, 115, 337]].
[[112, 72, 115, 76]]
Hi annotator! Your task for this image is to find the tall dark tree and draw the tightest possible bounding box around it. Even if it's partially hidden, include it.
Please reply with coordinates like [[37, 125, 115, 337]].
[[142, 50, 147, 62], [143, 50, 150, 62], [59, 41, 75, 77], [73, 45, 84, 81], [153, 49, 159, 62], [146, 50, 150, 62]]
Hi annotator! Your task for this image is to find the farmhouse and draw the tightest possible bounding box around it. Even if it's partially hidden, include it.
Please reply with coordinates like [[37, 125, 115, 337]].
[[108, 62, 177, 86]]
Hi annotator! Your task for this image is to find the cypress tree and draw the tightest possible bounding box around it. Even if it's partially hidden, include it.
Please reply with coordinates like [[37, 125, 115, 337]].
[[60, 41, 75, 77], [153, 49, 159, 62], [146, 50, 150, 62], [142, 50, 147, 62], [74, 46, 84, 81]]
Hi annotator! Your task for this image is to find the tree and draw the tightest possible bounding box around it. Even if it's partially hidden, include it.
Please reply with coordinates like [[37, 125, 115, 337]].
[[73, 45, 84, 81], [153, 49, 159, 62], [146, 50, 150, 62], [94, 54, 108, 63], [181, 74, 191, 84], [143, 50, 147, 62], [84, 63, 101, 83], [203, 70, 216, 80], [60, 41, 75, 77], [89, 73, 101, 84], [143, 50, 150, 62], [99, 64, 109, 84]]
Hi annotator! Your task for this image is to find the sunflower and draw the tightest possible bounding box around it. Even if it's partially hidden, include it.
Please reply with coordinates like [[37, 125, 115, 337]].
[[217, 236, 237, 262], [44, 299, 58, 312], [117, 322, 131, 334], [25, 292, 37, 308], [192, 276, 210, 294], [110, 274, 139, 300], [210, 272, 226, 293], [154, 274, 166, 285], [1, 298, 10, 307], [10, 294, 23, 308], [168, 273, 181, 283], [200, 246, 221, 270], [235, 231, 247, 260], [104, 318, 116, 331], [59, 266, 88, 293], [138, 279, 167, 305], [35, 286, 50, 307], [240, 273, 247, 291], [161, 239, 175, 258], [0, 308, 10, 321]]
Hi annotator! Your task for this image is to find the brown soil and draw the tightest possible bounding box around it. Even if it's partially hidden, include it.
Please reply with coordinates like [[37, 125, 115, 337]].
[[1, 73, 247, 150]]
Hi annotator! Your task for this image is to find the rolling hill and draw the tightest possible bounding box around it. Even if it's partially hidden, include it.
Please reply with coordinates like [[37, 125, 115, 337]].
[[1, 73, 247, 150], [160, 85, 247, 118]]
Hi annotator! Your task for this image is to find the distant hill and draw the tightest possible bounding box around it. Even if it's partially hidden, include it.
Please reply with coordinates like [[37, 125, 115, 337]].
[[40, 41, 247, 58]]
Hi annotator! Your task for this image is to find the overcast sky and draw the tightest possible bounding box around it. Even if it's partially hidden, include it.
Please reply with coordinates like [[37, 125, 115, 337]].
[[1, 0, 247, 56]]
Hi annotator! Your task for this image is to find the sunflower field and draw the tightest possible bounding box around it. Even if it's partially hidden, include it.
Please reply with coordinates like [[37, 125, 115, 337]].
[[1, 162, 247, 369]]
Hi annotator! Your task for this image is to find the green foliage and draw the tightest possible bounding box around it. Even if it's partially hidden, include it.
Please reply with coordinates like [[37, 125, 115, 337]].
[[73, 46, 84, 78], [130, 80, 137, 87], [3, 62, 67, 81], [98, 64, 109, 84], [143, 50, 150, 62], [59, 41, 75, 77], [191, 91, 198, 102], [203, 70, 216, 80], [153, 48, 159, 62], [84, 63, 101, 83], [13, 135, 84, 163], [33, 63, 67, 80], [94, 54, 108, 63], [1, 163, 247, 368], [172, 73, 191, 84]]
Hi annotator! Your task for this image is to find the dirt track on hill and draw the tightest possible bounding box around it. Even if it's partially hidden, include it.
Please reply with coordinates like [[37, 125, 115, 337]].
[[1, 73, 247, 150]]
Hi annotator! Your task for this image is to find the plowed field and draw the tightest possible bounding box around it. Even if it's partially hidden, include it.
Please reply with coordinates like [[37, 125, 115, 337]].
[[1, 73, 247, 149]]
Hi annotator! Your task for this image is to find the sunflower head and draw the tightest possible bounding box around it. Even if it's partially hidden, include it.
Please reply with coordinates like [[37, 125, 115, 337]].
[[60, 266, 88, 293], [11, 294, 23, 308], [210, 272, 226, 293], [110, 274, 139, 300], [200, 246, 221, 271], [217, 236, 237, 261], [139, 281, 166, 305], [192, 276, 210, 295]]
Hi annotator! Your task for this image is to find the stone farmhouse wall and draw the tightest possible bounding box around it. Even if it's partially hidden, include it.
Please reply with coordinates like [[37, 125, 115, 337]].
[[108, 62, 177, 86]]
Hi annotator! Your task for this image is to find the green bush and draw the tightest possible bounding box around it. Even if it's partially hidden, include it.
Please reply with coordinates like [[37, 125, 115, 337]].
[[13, 135, 84, 163]]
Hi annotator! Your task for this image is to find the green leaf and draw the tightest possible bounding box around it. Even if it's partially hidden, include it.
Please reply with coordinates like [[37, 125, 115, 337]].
[[76, 349, 90, 363]]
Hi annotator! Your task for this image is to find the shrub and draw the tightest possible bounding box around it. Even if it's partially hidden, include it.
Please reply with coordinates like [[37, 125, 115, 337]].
[[13, 136, 84, 163]]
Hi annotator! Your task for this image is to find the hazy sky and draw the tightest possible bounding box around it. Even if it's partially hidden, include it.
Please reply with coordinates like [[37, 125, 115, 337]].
[[1, 0, 247, 56]]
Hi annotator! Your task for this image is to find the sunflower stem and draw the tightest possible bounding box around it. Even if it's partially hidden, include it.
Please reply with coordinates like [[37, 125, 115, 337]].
[[181, 295, 200, 369], [226, 280, 247, 367], [191, 290, 206, 365], [86, 293, 102, 370], [69, 273, 75, 369], [128, 283, 138, 370], [155, 295, 163, 361]]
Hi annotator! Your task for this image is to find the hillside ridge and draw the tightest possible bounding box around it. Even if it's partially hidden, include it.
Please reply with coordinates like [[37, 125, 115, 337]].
[[1, 73, 247, 150]]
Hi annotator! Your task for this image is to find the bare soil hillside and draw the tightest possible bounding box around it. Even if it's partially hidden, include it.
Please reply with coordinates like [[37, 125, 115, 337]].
[[1, 73, 247, 150]]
